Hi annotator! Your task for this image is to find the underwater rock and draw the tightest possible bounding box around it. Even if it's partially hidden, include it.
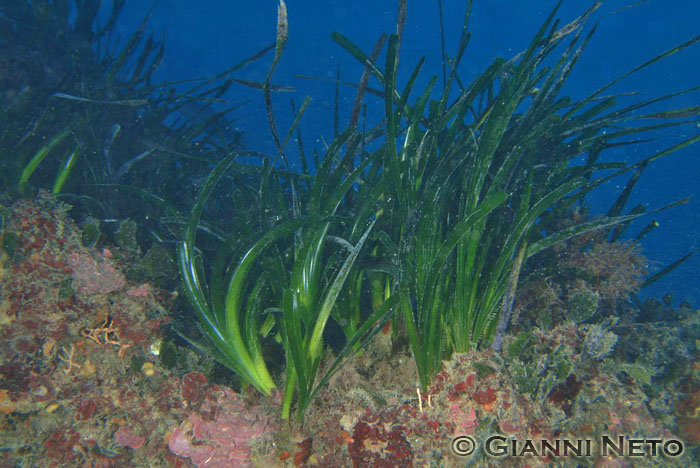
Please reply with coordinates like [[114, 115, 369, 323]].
[[68, 251, 126, 294], [348, 408, 413, 467], [567, 288, 600, 323], [0, 196, 184, 466], [168, 382, 278, 467], [114, 425, 146, 450], [582, 322, 618, 360], [115, 218, 140, 252]]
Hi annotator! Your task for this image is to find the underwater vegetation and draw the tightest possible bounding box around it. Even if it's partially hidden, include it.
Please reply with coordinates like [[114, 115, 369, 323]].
[[178, 0, 700, 422], [0, 0, 271, 251], [0, 0, 698, 465], [1, 193, 696, 466]]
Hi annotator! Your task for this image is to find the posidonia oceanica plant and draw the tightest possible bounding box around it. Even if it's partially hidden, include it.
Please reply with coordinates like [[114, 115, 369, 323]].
[[332, 0, 700, 389], [178, 0, 700, 420], [178, 130, 399, 421]]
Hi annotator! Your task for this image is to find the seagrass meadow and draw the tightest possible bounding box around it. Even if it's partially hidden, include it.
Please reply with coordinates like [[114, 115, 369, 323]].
[[0, 0, 699, 466]]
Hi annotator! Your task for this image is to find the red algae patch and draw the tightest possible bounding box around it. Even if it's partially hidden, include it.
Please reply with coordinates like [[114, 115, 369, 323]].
[[168, 384, 278, 467]]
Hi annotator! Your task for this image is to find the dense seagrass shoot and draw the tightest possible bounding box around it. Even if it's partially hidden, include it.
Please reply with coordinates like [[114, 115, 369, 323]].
[[1, 0, 276, 251], [177, 0, 700, 421], [332, 0, 700, 390], [178, 133, 400, 421]]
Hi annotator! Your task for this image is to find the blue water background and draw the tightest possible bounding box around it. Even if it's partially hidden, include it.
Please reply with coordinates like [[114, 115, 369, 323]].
[[115, 0, 699, 306]]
